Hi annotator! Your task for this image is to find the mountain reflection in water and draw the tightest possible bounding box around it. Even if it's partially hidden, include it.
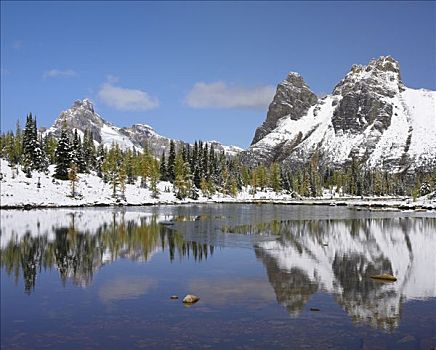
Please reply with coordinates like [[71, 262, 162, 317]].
[[1, 206, 435, 334], [239, 218, 435, 331]]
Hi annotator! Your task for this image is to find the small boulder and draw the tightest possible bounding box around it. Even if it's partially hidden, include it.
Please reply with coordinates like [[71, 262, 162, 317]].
[[370, 273, 397, 282], [182, 294, 200, 304], [310, 308, 320, 312], [170, 295, 178, 300]]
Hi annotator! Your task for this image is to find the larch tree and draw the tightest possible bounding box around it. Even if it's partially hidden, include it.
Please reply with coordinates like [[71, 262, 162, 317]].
[[68, 162, 78, 197], [102, 143, 121, 197]]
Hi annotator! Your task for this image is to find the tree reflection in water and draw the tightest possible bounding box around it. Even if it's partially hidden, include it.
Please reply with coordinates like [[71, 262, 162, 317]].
[[1, 212, 213, 293], [1, 208, 434, 333]]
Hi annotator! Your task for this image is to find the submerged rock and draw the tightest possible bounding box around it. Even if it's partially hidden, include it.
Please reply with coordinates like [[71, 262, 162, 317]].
[[310, 307, 320, 312], [370, 273, 397, 282], [182, 294, 200, 304], [170, 295, 178, 300]]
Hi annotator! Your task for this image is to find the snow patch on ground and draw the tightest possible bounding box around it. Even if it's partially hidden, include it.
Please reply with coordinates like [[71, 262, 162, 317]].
[[1, 159, 435, 209]]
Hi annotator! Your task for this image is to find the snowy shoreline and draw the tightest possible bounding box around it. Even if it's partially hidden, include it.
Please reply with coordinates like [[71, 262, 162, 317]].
[[2, 197, 435, 211], [1, 159, 435, 210]]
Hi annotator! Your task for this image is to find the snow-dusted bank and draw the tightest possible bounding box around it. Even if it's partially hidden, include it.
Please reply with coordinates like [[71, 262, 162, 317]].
[[1, 159, 435, 210]]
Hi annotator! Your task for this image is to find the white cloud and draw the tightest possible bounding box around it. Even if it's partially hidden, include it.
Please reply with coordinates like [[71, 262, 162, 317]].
[[98, 80, 159, 111], [43, 69, 77, 79], [185, 81, 275, 109]]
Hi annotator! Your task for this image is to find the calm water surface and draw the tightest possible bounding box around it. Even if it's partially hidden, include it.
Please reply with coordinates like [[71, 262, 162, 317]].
[[1, 204, 435, 349]]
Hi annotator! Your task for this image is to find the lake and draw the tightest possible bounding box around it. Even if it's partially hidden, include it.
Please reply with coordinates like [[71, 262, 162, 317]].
[[1, 204, 435, 349]]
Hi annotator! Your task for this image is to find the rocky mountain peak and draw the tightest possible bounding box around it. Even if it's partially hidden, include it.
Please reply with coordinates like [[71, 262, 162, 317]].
[[47, 98, 108, 143], [330, 56, 405, 138], [128, 123, 156, 135], [333, 55, 403, 97], [368, 55, 400, 74], [251, 72, 318, 145], [46, 99, 242, 157], [244, 56, 435, 172], [284, 71, 303, 83], [73, 98, 95, 113], [56, 98, 104, 126]]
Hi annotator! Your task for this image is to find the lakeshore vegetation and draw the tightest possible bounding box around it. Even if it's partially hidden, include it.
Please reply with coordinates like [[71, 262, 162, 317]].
[[1, 114, 435, 200]]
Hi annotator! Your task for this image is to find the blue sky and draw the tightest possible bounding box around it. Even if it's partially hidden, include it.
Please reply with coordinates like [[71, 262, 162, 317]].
[[1, 1, 435, 147]]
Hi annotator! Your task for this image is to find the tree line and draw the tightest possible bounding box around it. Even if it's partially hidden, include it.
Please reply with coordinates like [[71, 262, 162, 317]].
[[1, 115, 435, 199]]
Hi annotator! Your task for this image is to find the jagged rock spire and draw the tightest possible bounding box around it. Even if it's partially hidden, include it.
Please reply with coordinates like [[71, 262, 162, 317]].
[[251, 72, 317, 145]]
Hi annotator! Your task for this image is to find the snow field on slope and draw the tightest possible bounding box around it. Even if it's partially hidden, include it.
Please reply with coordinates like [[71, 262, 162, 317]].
[[401, 88, 436, 162], [250, 87, 435, 168], [100, 124, 136, 151]]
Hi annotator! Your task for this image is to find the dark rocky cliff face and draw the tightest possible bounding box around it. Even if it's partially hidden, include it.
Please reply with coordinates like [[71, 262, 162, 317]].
[[331, 56, 402, 135], [251, 73, 318, 145]]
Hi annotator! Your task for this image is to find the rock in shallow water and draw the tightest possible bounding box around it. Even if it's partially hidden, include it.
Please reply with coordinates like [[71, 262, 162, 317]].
[[182, 294, 200, 304], [370, 273, 397, 282]]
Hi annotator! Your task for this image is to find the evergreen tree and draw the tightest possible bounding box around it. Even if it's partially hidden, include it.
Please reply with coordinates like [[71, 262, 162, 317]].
[[280, 168, 292, 193], [150, 158, 160, 199], [159, 151, 167, 181], [167, 140, 176, 182], [22, 113, 39, 175], [208, 145, 217, 184], [269, 162, 282, 193], [82, 130, 96, 172], [43, 135, 57, 164], [202, 143, 209, 181], [174, 150, 195, 199], [308, 152, 321, 197], [299, 168, 311, 197], [71, 129, 86, 173], [96, 144, 105, 178], [256, 166, 267, 190], [241, 166, 251, 188], [229, 176, 238, 198], [250, 169, 258, 196], [139, 144, 153, 187], [124, 149, 135, 184], [35, 133, 49, 173], [54, 126, 72, 180]]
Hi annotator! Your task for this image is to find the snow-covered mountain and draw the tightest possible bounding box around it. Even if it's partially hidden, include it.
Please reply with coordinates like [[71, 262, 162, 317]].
[[244, 56, 436, 172], [45, 99, 242, 156], [254, 217, 436, 331], [45, 99, 137, 150]]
